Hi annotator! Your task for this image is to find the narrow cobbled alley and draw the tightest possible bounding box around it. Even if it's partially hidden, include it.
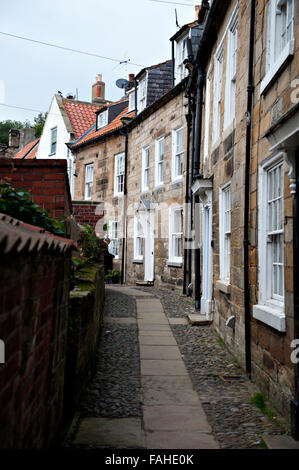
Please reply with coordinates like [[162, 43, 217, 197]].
[[66, 286, 285, 449]]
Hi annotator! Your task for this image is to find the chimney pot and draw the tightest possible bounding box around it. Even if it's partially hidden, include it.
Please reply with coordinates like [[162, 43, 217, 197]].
[[195, 4, 201, 20], [92, 74, 106, 104]]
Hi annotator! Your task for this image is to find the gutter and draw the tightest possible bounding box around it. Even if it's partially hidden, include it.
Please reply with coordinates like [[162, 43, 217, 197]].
[[243, 0, 256, 376]]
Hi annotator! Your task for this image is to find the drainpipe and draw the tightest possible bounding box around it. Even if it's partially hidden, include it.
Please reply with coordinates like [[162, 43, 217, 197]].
[[183, 98, 192, 295], [188, 98, 196, 292], [171, 40, 175, 87], [244, 0, 256, 376], [134, 78, 138, 117], [121, 131, 128, 285], [193, 65, 204, 310], [291, 151, 299, 440]]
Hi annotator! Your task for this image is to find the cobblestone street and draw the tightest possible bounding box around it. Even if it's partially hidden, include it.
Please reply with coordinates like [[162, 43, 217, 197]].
[[66, 285, 286, 449]]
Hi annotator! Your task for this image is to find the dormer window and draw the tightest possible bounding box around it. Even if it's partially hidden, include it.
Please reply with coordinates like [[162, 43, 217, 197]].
[[97, 109, 108, 130], [137, 76, 147, 113], [175, 35, 188, 83]]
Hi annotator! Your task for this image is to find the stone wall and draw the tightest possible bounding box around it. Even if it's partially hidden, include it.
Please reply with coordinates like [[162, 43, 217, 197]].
[[126, 89, 186, 288], [63, 260, 105, 425]]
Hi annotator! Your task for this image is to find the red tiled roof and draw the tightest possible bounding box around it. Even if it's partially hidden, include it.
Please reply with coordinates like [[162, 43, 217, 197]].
[[72, 107, 134, 149], [14, 138, 39, 159], [62, 99, 103, 139]]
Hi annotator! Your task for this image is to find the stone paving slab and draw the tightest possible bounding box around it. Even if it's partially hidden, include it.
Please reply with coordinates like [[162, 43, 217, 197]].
[[139, 335, 177, 345], [142, 405, 212, 432], [104, 317, 136, 324], [138, 330, 173, 336], [144, 430, 219, 449], [137, 315, 169, 325], [141, 376, 200, 405], [73, 417, 143, 448], [140, 345, 182, 360], [140, 359, 188, 376], [263, 435, 299, 449], [138, 323, 171, 331]]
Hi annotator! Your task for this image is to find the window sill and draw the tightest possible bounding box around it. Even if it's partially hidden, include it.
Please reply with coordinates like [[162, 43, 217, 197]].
[[153, 184, 165, 193], [133, 259, 143, 264], [171, 178, 183, 188], [260, 40, 294, 95], [216, 280, 231, 294], [167, 260, 182, 268], [253, 303, 285, 332], [48, 152, 56, 157]]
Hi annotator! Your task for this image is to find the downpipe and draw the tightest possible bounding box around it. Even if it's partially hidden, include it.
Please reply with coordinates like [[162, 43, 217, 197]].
[[121, 131, 128, 285]]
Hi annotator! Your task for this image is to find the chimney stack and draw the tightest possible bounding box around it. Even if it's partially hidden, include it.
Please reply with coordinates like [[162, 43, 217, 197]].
[[8, 129, 20, 148], [129, 74, 134, 83], [92, 74, 106, 105]]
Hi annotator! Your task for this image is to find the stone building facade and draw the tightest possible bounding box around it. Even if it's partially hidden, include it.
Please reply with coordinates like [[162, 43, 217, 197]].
[[189, 0, 299, 428]]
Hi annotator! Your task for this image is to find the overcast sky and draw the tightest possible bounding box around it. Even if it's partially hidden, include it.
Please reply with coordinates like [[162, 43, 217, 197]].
[[0, 0, 198, 124]]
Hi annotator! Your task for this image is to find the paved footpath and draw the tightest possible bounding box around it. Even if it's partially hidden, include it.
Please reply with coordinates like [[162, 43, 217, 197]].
[[68, 285, 219, 449]]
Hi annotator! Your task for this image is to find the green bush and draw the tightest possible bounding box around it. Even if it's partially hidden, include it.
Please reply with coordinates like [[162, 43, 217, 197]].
[[81, 224, 101, 260], [0, 182, 65, 236]]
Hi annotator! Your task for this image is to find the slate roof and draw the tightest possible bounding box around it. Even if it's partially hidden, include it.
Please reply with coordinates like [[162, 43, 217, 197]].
[[62, 99, 103, 139], [14, 138, 40, 159], [0, 213, 77, 254]]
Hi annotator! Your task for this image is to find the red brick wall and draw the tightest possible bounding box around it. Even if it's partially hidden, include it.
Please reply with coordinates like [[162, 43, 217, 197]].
[[72, 201, 103, 230], [0, 158, 72, 221], [0, 248, 71, 448]]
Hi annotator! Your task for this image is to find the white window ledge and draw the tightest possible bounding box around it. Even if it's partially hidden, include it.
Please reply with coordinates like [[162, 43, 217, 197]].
[[260, 40, 294, 95], [253, 303, 286, 332], [133, 259, 143, 264], [167, 260, 182, 268], [216, 279, 231, 294]]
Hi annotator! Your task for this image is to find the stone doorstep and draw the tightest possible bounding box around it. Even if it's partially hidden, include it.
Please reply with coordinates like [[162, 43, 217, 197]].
[[188, 313, 212, 326], [263, 435, 299, 449]]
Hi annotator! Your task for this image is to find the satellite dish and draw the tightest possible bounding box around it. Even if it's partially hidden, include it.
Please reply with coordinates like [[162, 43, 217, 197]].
[[116, 78, 130, 89]]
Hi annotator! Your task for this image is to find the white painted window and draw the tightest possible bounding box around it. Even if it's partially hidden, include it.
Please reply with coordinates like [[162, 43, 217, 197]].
[[84, 163, 94, 200], [97, 110, 108, 129], [203, 67, 211, 160], [213, 45, 223, 144], [219, 183, 231, 283], [134, 216, 144, 260], [128, 90, 135, 112], [114, 152, 125, 195], [253, 155, 285, 331], [138, 76, 147, 113], [142, 146, 150, 192], [169, 206, 183, 263], [155, 137, 164, 187], [261, 0, 294, 93], [108, 220, 120, 259], [175, 35, 188, 83], [224, 10, 238, 129], [50, 127, 57, 155], [172, 127, 184, 181]]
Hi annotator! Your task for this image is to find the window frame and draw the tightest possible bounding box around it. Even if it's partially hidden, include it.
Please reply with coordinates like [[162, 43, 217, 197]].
[[253, 153, 285, 331], [172, 127, 184, 182], [84, 163, 94, 201], [203, 65, 211, 160], [108, 219, 120, 259], [142, 146, 150, 192], [50, 127, 57, 155], [97, 110, 108, 130], [114, 152, 125, 196], [260, 0, 295, 94], [219, 181, 231, 284], [155, 136, 165, 187], [212, 43, 224, 145], [224, 8, 238, 130], [168, 205, 184, 264], [137, 75, 147, 113], [175, 34, 189, 83], [134, 215, 144, 261]]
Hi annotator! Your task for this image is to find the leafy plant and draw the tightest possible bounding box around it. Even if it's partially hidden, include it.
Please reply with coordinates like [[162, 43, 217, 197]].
[[81, 224, 101, 260], [0, 182, 65, 236], [105, 269, 120, 283]]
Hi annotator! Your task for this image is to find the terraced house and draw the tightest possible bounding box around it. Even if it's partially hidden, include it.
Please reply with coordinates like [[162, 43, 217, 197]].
[[186, 0, 299, 437]]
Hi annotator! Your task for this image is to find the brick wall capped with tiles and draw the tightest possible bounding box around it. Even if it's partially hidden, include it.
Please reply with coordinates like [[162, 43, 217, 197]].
[[0, 158, 72, 221]]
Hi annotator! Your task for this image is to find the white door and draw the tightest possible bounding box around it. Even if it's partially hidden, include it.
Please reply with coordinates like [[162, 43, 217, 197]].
[[201, 204, 213, 319], [144, 210, 155, 281]]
